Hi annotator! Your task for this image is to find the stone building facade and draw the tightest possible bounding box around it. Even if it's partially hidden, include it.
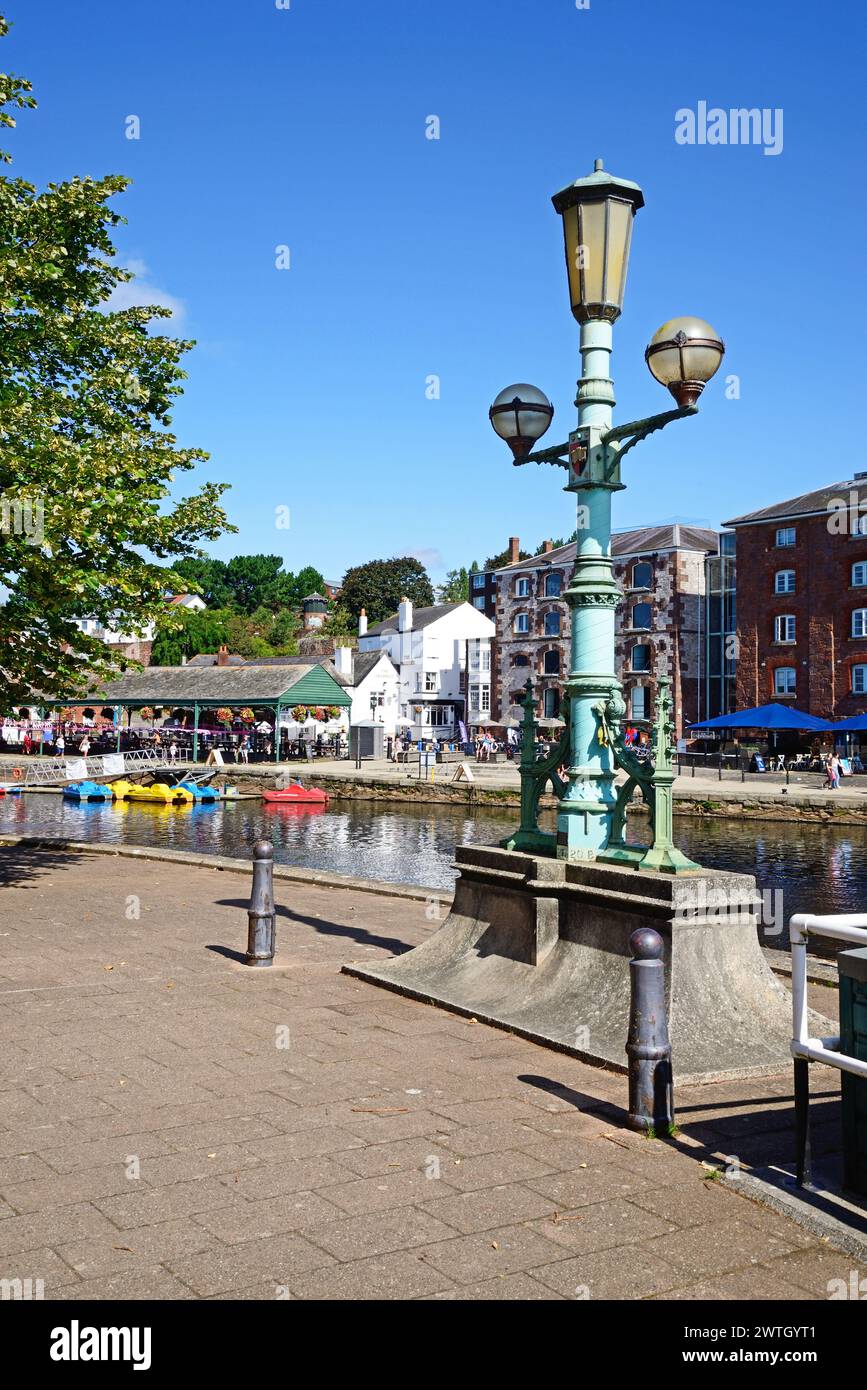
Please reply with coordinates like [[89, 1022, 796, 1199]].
[[494, 525, 719, 736], [725, 475, 867, 720]]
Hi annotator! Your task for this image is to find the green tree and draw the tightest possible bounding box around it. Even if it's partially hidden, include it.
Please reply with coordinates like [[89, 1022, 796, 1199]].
[[150, 608, 230, 665], [340, 557, 434, 624], [437, 566, 471, 603], [0, 20, 233, 704], [292, 565, 326, 603], [319, 602, 355, 639], [171, 556, 232, 608], [224, 555, 291, 613]]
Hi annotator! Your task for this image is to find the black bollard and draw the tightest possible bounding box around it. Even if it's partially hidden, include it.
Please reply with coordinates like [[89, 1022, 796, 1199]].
[[245, 839, 275, 967], [626, 926, 674, 1134]]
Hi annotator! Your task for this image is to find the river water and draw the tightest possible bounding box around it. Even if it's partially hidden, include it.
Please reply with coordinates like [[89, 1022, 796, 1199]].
[[1, 792, 864, 945]]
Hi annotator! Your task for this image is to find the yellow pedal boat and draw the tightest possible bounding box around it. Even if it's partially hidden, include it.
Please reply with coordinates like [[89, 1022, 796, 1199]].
[[124, 781, 194, 805]]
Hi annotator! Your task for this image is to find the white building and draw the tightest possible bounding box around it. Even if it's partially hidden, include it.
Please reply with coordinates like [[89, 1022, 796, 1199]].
[[332, 647, 400, 735], [358, 597, 495, 740]]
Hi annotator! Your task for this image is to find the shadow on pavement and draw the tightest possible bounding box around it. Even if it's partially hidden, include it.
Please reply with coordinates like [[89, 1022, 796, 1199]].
[[214, 897, 414, 957], [0, 841, 90, 889]]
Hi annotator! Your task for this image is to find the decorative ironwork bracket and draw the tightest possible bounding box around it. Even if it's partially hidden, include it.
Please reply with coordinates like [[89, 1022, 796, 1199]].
[[600, 404, 697, 464], [501, 679, 569, 854]]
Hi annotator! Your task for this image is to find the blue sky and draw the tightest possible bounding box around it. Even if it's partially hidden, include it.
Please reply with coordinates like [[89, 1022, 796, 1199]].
[[6, 0, 866, 586]]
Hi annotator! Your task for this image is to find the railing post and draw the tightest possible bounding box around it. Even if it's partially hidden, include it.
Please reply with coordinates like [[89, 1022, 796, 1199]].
[[245, 840, 275, 967], [626, 927, 674, 1134], [793, 1056, 812, 1188]]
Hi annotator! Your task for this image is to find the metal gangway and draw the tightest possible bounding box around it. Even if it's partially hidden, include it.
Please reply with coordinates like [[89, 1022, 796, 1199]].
[[17, 747, 186, 787]]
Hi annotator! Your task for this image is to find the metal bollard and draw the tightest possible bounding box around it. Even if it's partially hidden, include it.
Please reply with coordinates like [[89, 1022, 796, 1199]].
[[626, 927, 674, 1134], [245, 839, 275, 967]]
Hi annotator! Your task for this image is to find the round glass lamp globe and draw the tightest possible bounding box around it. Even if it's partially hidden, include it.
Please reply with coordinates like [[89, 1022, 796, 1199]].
[[489, 384, 554, 460], [645, 316, 724, 407]]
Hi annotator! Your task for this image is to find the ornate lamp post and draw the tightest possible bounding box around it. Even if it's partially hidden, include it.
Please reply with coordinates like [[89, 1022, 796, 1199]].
[[490, 159, 724, 863]]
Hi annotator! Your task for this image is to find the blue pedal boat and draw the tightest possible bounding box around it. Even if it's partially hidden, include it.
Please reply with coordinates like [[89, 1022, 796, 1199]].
[[63, 780, 113, 801]]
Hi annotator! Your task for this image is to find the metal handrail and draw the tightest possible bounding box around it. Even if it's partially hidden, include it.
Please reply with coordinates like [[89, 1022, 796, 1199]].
[[789, 912, 867, 1187]]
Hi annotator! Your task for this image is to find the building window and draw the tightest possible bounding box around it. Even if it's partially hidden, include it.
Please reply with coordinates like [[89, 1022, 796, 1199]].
[[856, 516, 867, 537], [424, 706, 452, 727], [472, 574, 486, 589], [543, 649, 560, 675], [630, 686, 649, 720], [469, 684, 491, 713], [544, 611, 561, 637], [543, 688, 560, 718], [512, 653, 529, 667], [853, 665, 867, 695], [631, 643, 650, 672], [775, 526, 796, 547], [423, 671, 439, 692], [853, 561, 867, 588], [853, 609, 867, 640], [515, 577, 530, 597], [775, 570, 796, 594], [544, 573, 562, 598], [514, 613, 529, 634], [472, 596, 486, 609], [774, 667, 796, 696], [632, 561, 652, 589], [774, 614, 796, 643], [631, 603, 652, 630]]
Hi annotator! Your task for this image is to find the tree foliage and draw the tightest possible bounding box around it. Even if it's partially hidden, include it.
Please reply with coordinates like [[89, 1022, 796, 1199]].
[[0, 19, 233, 704], [171, 553, 324, 615], [340, 557, 434, 624], [437, 566, 473, 603]]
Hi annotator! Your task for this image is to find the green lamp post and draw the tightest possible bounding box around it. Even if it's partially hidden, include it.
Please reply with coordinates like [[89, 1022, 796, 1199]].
[[489, 159, 724, 864]]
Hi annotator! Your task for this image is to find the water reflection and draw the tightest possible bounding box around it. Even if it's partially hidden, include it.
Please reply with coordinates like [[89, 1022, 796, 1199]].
[[1, 794, 865, 941]]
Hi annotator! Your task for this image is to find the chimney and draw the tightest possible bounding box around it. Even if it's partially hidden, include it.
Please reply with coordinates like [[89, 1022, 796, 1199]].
[[398, 595, 413, 633], [216, 644, 229, 667], [358, 607, 368, 637], [333, 646, 353, 678], [508, 536, 520, 564], [542, 539, 553, 554]]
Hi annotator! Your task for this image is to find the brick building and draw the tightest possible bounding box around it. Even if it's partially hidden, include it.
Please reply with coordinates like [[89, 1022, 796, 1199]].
[[494, 525, 719, 735], [724, 475, 867, 719]]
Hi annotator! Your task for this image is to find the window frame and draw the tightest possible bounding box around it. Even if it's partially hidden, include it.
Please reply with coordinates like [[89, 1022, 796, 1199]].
[[774, 613, 796, 644], [774, 569, 796, 595], [774, 666, 797, 696], [775, 526, 796, 548]]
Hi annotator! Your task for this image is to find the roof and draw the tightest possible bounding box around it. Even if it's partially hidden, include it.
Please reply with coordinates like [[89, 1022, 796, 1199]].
[[352, 650, 388, 684], [494, 525, 719, 573], [64, 664, 352, 708], [724, 478, 867, 527], [167, 593, 203, 605], [184, 653, 246, 667], [302, 592, 328, 603], [365, 602, 462, 636]]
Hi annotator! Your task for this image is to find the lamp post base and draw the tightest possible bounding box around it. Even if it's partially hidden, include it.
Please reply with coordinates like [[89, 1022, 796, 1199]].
[[344, 844, 831, 1083]]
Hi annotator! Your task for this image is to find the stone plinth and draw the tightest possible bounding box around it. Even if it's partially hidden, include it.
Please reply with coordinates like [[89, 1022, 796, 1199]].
[[344, 845, 828, 1084]]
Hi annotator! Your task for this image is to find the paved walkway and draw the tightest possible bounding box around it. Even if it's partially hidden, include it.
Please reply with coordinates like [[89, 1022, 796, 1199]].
[[0, 846, 861, 1300]]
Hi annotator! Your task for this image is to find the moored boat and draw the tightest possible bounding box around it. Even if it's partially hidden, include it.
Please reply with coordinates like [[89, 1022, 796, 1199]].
[[262, 782, 328, 805]]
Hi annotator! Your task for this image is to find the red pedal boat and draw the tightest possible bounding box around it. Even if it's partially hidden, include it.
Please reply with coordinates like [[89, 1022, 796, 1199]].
[[262, 783, 329, 805]]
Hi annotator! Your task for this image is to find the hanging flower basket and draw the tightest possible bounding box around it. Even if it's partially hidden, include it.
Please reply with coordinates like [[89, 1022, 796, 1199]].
[[139, 707, 154, 722], [239, 707, 255, 724], [327, 706, 341, 720], [215, 706, 234, 728], [291, 705, 308, 722]]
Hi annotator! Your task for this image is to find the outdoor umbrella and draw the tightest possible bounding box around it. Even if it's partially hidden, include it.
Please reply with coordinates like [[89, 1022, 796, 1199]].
[[688, 703, 833, 732], [537, 716, 566, 729], [830, 713, 867, 732]]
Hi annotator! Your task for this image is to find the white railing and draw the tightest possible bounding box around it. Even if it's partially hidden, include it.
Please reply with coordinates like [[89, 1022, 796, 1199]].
[[790, 913, 867, 1080], [21, 746, 174, 786]]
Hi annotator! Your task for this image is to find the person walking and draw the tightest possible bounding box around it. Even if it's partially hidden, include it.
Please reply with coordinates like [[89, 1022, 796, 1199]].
[[79, 735, 91, 761], [55, 732, 65, 758], [168, 740, 178, 765], [829, 753, 841, 790], [239, 735, 250, 764]]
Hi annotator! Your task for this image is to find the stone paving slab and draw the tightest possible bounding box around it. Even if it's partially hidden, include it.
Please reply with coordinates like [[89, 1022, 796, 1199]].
[[0, 844, 863, 1301]]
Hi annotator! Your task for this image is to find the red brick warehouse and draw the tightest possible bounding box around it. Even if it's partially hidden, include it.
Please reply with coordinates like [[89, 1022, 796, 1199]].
[[725, 475, 867, 719]]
